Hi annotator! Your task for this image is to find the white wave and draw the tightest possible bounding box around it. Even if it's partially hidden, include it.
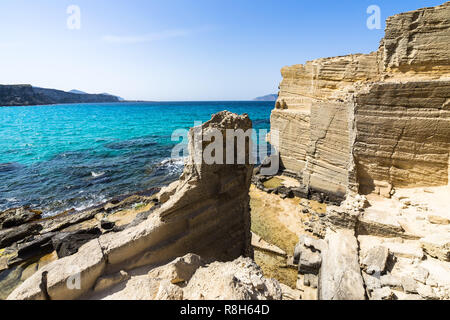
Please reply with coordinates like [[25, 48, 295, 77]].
[[157, 157, 185, 175], [91, 171, 105, 178], [73, 194, 108, 212]]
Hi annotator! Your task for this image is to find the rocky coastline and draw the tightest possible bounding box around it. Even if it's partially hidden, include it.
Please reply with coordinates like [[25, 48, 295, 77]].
[[1, 2, 449, 300]]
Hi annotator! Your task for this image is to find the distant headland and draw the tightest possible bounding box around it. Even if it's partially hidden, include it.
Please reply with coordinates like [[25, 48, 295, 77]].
[[0, 85, 121, 107], [253, 94, 278, 101]]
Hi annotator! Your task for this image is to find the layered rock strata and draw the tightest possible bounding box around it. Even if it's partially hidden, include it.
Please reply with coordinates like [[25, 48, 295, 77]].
[[271, 1, 450, 201], [7, 111, 256, 300]]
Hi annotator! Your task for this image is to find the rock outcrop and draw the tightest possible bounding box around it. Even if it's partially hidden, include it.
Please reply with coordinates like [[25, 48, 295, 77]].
[[7, 111, 255, 300], [289, 187, 450, 300], [86, 254, 282, 300], [273, 1, 450, 301], [271, 1, 450, 201], [318, 229, 366, 300]]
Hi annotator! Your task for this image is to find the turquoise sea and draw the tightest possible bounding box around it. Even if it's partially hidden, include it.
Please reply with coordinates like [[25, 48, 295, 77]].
[[0, 101, 274, 215]]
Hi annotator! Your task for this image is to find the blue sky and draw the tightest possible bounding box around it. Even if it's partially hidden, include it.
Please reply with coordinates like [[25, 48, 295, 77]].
[[0, 0, 445, 101]]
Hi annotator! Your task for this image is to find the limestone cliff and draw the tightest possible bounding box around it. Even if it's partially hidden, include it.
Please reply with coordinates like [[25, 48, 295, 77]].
[[272, 1, 450, 200]]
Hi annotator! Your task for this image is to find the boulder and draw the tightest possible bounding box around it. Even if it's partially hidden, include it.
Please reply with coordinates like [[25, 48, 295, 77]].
[[382, 242, 424, 260], [280, 283, 302, 300], [7, 232, 56, 267], [380, 274, 403, 290], [319, 229, 365, 300], [420, 234, 450, 262], [147, 253, 204, 285], [298, 249, 322, 275], [51, 228, 102, 258], [360, 246, 390, 275], [0, 223, 42, 249], [0, 207, 42, 229], [183, 257, 282, 300], [427, 215, 450, 225], [293, 235, 326, 265], [401, 276, 418, 294], [362, 273, 381, 293]]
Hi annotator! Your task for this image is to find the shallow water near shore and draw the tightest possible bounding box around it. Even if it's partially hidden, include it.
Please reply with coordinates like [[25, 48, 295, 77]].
[[0, 101, 273, 215]]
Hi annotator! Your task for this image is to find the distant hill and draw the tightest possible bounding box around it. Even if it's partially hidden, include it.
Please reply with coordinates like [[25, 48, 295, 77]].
[[100, 92, 125, 101], [253, 94, 278, 101], [71, 89, 124, 101], [0, 85, 120, 107], [69, 89, 87, 95]]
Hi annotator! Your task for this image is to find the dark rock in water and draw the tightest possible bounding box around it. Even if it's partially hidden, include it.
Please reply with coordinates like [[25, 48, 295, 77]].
[[0, 163, 24, 173], [0, 264, 24, 300], [7, 232, 56, 267], [105, 138, 156, 150], [0, 224, 43, 248], [0, 207, 42, 229], [52, 228, 102, 258], [135, 188, 160, 198]]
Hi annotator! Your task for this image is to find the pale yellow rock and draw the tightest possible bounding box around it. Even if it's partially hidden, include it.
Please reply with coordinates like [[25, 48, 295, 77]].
[[8, 239, 106, 300], [319, 229, 366, 300], [147, 253, 203, 284], [279, 283, 302, 300], [382, 1, 450, 78], [183, 257, 282, 300], [93, 270, 130, 293], [427, 215, 450, 225], [271, 2, 450, 199], [420, 234, 450, 262], [89, 255, 282, 300]]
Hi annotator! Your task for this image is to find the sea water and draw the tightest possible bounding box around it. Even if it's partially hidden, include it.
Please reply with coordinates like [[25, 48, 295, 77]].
[[0, 101, 274, 215]]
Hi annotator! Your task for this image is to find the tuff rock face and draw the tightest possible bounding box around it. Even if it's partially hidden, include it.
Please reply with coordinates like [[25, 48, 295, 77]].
[[8, 111, 255, 300], [271, 1, 450, 200], [275, 1, 450, 301]]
